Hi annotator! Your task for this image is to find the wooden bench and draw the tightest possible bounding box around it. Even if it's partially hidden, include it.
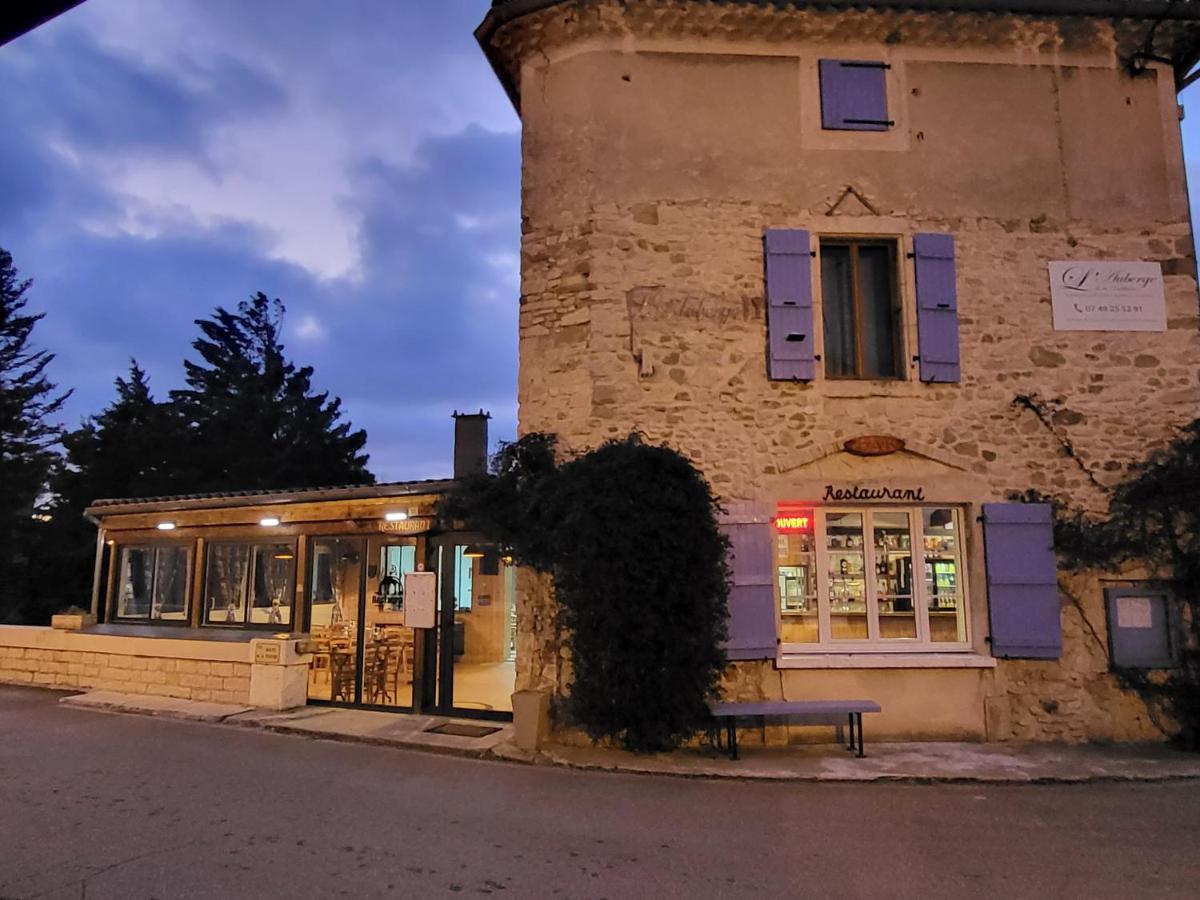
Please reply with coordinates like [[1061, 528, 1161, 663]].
[[709, 700, 883, 760]]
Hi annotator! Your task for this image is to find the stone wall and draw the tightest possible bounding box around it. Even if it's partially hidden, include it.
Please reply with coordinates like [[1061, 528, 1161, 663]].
[[0, 626, 307, 708], [501, 3, 1200, 743]]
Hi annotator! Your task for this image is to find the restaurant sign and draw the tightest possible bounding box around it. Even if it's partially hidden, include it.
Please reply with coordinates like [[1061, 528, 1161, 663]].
[[823, 485, 926, 502], [378, 516, 434, 535], [1048, 261, 1167, 332]]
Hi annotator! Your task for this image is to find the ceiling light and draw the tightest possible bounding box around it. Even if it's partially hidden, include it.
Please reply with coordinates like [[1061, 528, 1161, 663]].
[[156, 522, 176, 531], [463, 544, 486, 559], [385, 511, 408, 522], [260, 517, 281, 527]]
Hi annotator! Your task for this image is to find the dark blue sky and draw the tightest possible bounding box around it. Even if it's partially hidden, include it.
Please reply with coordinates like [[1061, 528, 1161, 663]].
[[2, 0, 517, 482], [4, 2, 1200, 482]]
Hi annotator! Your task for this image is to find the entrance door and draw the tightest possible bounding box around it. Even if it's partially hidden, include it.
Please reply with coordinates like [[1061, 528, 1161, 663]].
[[429, 538, 515, 719], [305, 536, 420, 710]]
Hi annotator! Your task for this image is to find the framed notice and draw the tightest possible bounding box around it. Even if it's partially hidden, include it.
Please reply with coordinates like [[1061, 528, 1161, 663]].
[[402, 571, 437, 629], [1048, 261, 1167, 331]]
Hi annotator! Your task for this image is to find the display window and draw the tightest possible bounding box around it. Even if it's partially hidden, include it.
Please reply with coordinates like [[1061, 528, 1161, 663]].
[[775, 505, 968, 650]]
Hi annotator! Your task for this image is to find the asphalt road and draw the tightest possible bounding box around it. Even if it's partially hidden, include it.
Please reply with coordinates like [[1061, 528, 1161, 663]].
[[1, 687, 1198, 900]]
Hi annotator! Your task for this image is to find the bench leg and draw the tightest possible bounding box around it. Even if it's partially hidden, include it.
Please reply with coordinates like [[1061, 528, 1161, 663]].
[[846, 714, 855, 752], [727, 719, 738, 761], [855, 712, 866, 758]]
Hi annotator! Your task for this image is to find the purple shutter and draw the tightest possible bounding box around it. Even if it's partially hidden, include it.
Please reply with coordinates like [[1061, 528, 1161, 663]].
[[983, 503, 1062, 659], [764, 229, 815, 381], [720, 505, 778, 660], [914, 233, 961, 383], [819, 60, 890, 131]]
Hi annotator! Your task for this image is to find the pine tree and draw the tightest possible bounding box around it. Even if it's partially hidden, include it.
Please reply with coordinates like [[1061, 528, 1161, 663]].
[[170, 292, 372, 491], [0, 247, 69, 623], [25, 363, 182, 620]]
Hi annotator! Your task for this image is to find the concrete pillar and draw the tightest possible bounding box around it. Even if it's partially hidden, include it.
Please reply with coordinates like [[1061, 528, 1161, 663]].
[[249, 639, 312, 711]]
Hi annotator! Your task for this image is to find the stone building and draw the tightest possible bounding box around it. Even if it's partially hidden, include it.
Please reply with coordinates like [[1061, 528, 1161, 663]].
[[477, 0, 1200, 742]]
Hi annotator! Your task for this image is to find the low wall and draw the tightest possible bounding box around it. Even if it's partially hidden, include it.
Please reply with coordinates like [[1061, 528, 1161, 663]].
[[0, 625, 310, 709]]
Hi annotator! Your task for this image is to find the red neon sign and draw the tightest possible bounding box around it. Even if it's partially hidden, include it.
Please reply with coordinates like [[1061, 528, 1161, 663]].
[[773, 502, 814, 534]]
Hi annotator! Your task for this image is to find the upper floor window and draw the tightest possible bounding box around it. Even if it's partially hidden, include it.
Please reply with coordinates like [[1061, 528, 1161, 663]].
[[819, 60, 891, 131], [820, 239, 903, 380], [114, 543, 192, 623], [204, 541, 296, 628]]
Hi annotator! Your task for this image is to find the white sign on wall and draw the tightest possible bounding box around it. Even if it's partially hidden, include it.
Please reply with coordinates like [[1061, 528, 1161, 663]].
[[1048, 261, 1167, 332], [402, 571, 437, 629], [1116, 595, 1155, 630]]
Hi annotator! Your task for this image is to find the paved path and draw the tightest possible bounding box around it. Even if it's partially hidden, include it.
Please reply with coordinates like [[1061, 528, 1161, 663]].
[[2, 687, 1199, 900]]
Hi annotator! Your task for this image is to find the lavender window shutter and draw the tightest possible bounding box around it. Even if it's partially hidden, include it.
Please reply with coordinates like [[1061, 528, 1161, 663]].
[[720, 505, 778, 661], [764, 229, 815, 381], [983, 503, 1062, 659], [819, 60, 891, 132], [914, 233, 961, 383]]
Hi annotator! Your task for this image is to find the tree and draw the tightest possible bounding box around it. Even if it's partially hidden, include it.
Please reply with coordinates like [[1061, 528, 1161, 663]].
[[170, 292, 372, 491], [25, 362, 184, 620], [0, 247, 69, 623], [446, 433, 729, 752]]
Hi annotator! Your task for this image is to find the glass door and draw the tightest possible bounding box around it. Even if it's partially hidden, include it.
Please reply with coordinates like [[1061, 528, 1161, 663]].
[[431, 538, 515, 719], [358, 537, 419, 709], [305, 537, 364, 704]]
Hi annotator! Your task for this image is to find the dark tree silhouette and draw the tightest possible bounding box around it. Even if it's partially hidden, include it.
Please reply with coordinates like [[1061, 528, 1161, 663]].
[[169, 292, 372, 491], [0, 247, 69, 623]]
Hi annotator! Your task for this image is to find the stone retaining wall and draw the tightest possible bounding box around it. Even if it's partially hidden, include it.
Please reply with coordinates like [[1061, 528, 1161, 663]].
[[0, 626, 308, 708]]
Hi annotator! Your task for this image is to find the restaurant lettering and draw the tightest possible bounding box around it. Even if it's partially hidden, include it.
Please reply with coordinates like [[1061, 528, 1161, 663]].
[[823, 485, 926, 502]]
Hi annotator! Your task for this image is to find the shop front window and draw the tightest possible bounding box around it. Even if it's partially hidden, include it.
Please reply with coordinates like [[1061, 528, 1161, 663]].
[[204, 542, 295, 627], [115, 544, 192, 622], [923, 508, 966, 643], [774, 506, 968, 650]]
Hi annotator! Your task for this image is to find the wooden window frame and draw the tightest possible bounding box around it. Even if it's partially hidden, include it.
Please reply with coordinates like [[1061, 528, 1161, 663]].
[[777, 506, 971, 654], [201, 539, 299, 630], [819, 237, 905, 381], [109, 541, 195, 626]]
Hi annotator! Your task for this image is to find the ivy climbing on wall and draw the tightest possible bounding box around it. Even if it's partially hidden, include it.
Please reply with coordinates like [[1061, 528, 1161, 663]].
[[1016, 417, 1200, 751], [443, 433, 730, 753]]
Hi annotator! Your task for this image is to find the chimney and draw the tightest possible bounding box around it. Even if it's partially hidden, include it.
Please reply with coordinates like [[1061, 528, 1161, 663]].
[[452, 410, 490, 478]]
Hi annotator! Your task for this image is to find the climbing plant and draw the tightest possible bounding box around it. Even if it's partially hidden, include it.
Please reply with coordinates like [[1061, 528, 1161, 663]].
[[444, 433, 729, 752], [1019, 418, 1200, 751]]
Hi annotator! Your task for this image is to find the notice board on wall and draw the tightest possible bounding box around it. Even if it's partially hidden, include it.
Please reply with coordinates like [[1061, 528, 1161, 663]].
[[1048, 261, 1167, 331], [403, 571, 437, 629]]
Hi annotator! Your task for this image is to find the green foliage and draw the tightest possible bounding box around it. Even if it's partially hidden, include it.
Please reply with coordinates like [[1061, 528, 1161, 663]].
[[8, 285, 374, 624], [170, 292, 372, 491], [1023, 420, 1200, 750], [446, 433, 729, 752], [0, 248, 69, 624]]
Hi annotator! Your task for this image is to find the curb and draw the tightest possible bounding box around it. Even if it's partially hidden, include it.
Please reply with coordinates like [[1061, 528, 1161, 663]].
[[51, 690, 1200, 785]]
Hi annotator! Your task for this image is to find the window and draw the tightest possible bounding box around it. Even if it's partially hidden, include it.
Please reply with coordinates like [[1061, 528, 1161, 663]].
[[820, 239, 903, 380], [775, 506, 968, 649], [454, 545, 474, 611], [819, 59, 891, 131], [114, 544, 192, 622], [204, 542, 296, 627]]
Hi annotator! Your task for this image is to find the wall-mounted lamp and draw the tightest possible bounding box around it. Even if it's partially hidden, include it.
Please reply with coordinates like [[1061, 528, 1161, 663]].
[[384, 511, 408, 522], [260, 517, 281, 527], [463, 544, 486, 559], [156, 522, 176, 531]]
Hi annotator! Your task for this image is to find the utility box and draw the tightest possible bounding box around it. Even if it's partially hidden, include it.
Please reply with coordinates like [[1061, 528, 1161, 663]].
[[1105, 587, 1180, 669]]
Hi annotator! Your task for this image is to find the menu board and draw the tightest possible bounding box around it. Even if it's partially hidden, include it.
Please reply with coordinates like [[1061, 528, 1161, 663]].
[[402, 571, 437, 629]]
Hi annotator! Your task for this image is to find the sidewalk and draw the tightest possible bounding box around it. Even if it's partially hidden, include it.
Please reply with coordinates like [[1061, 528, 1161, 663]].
[[59, 689, 1200, 784]]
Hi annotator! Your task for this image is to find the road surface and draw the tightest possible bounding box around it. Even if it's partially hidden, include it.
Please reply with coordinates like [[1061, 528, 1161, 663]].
[[1, 686, 1198, 899]]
